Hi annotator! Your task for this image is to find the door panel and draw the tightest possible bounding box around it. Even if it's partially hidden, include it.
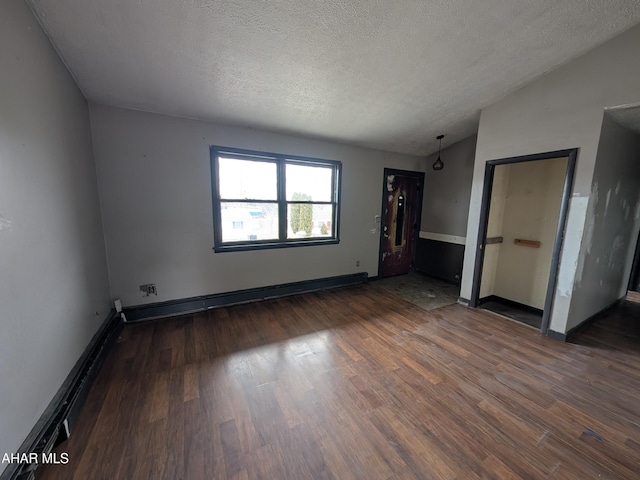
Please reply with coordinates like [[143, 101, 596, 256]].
[[379, 171, 422, 277]]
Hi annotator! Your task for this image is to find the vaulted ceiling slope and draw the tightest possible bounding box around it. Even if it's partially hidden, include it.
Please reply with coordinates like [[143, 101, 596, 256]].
[[27, 0, 640, 156]]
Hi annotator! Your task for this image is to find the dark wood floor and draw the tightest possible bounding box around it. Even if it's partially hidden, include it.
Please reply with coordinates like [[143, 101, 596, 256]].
[[37, 285, 640, 479]]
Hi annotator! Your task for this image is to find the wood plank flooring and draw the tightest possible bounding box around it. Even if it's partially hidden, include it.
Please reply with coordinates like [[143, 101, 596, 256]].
[[37, 285, 640, 479]]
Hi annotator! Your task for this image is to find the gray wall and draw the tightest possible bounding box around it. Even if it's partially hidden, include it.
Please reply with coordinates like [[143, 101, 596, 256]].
[[414, 135, 475, 284], [89, 104, 424, 307], [567, 114, 640, 329], [421, 135, 476, 238], [460, 23, 640, 333], [0, 0, 111, 470]]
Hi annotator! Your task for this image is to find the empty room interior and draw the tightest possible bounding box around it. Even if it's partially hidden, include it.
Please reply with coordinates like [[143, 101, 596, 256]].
[[3, 0, 640, 478]]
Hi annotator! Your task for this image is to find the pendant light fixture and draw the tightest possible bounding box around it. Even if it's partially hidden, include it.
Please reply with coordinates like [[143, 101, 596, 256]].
[[432, 134, 445, 171]]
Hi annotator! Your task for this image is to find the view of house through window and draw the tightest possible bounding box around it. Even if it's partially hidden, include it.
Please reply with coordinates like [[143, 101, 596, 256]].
[[211, 147, 341, 251]]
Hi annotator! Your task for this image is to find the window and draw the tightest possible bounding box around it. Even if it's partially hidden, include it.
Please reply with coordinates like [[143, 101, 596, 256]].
[[210, 146, 341, 252]]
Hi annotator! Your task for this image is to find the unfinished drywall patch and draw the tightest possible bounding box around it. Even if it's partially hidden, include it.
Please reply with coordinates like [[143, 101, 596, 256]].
[[555, 196, 588, 298], [565, 113, 640, 330], [548, 194, 588, 332], [573, 186, 598, 289], [0, 213, 13, 232]]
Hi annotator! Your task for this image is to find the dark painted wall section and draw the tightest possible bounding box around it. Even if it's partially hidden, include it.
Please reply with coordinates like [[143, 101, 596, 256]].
[[417, 135, 476, 285], [414, 239, 464, 285]]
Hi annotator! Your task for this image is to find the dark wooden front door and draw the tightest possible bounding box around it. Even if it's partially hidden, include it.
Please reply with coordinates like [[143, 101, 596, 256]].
[[379, 169, 424, 277]]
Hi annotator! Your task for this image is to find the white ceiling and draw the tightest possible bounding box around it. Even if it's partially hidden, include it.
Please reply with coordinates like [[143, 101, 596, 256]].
[[608, 104, 640, 135], [27, 0, 640, 156]]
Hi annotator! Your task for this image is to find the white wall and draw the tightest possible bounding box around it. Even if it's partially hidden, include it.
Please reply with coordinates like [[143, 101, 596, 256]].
[[493, 158, 567, 309], [460, 23, 640, 333], [0, 0, 111, 471], [90, 105, 424, 307], [566, 114, 640, 330]]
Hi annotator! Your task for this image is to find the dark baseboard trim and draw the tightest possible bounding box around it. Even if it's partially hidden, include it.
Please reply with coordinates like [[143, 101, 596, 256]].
[[458, 297, 470, 306], [479, 295, 543, 316], [123, 273, 369, 322], [545, 296, 626, 342], [547, 330, 567, 342], [563, 296, 626, 342], [1, 310, 122, 480]]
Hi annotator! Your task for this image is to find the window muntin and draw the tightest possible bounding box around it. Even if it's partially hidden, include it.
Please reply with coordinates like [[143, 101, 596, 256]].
[[211, 147, 341, 251]]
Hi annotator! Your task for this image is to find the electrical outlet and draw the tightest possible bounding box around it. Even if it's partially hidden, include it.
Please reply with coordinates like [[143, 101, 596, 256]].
[[356, 260, 360, 267], [140, 283, 157, 296]]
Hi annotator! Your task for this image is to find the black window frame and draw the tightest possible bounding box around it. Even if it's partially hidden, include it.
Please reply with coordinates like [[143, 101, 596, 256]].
[[210, 145, 342, 252]]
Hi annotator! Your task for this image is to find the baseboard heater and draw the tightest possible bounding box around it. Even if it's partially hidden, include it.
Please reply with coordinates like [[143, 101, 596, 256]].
[[1, 311, 122, 480], [123, 272, 369, 322]]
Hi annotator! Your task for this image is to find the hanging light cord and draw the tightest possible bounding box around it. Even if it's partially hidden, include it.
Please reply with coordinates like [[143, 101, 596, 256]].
[[433, 134, 445, 171]]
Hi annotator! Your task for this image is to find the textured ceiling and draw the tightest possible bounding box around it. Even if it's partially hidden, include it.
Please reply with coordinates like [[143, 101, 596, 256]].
[[608, 104, 640, 135], [27, 0, 640, 156]]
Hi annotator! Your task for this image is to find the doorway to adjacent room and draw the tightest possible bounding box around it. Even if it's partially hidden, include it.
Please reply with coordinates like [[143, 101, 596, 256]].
[[470, 149, 577, 334]]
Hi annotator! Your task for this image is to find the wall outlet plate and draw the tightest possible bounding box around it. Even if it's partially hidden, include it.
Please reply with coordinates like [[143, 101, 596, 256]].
[[139, 284, 157, 296]]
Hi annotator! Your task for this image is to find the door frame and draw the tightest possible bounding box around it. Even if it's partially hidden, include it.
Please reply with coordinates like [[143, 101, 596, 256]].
[[469, 148, 578, 335], [627, 229, 640, 292], [378, 168, 425, 276]]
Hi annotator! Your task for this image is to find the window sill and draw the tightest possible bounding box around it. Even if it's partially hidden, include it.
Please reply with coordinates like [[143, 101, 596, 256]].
[[213, 238, 340, 253]]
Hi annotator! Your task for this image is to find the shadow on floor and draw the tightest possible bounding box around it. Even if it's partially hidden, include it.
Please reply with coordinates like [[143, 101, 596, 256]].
[[480, 299, 542, 330]]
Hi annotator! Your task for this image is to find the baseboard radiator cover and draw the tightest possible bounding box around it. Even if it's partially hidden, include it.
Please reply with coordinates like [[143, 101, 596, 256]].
[[1, 311, 122, 480], [123, 272, 369, 322]]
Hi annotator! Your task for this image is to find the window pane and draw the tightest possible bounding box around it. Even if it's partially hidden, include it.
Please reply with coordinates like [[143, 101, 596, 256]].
[[220, 202, 279, 242], [287, 204, 334, 238], [219, 157, 277, 200], [286, 164, 333, 202]]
